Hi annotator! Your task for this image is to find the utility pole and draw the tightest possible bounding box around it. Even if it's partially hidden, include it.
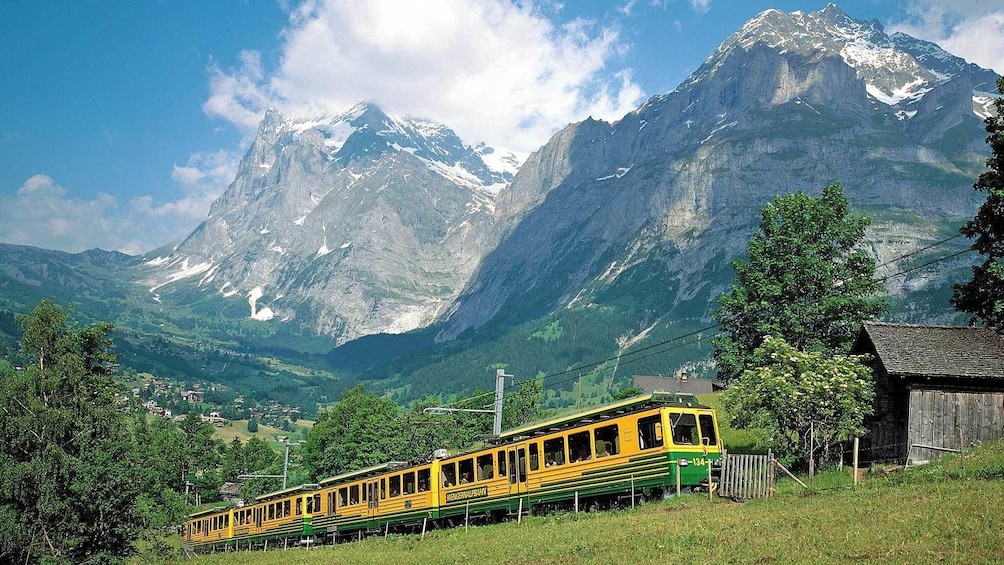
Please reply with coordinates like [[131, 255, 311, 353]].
[[493, 369, 511, 436], [425, 369, 511, 437]]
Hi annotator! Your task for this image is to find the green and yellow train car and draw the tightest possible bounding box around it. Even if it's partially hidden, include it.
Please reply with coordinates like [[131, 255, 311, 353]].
[[182, 392, 722, 552]]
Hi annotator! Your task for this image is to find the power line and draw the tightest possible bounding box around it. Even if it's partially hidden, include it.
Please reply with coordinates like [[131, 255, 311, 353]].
[[438, 241, 974, 408], [875, 233, 964, 271], [878, 248, 975, 282]]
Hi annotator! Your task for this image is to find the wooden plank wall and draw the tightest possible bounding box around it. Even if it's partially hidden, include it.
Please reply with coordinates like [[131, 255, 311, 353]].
[[907, 388, 1004, 463]]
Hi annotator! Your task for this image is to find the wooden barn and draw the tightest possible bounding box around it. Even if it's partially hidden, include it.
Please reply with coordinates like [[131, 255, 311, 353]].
[[852, 322, 1004, 464]]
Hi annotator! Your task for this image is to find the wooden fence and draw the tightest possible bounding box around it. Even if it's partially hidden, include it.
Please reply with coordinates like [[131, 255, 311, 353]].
[[719, 452, 774, 500]]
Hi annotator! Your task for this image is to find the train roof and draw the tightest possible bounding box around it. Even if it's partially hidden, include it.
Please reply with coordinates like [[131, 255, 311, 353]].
[[255, 483, 320, 503], [318, 461, 409, 486], [499, 391, 708, 440], [187, 506, 227, 519]]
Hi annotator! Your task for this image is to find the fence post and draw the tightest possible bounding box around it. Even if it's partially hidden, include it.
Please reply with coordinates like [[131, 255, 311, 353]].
[[959, 426, 966, 479], [852, 437, 859, 487]]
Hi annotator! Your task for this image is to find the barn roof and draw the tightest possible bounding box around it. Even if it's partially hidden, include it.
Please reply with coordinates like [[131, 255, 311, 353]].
[[855, 322, 1004, 379], [632, 375, 723, 394]]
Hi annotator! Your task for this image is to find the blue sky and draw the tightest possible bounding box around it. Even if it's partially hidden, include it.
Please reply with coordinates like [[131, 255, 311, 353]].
[[2, 0, 1003, 254]]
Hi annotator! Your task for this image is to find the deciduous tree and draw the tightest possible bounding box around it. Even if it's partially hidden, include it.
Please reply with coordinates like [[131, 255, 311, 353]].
[[0, 300, 143, 563], [302, 385, 408, 481], [953, 77, 1004, 332], [713, 183, 886, 382], [723, 336, 874, 466]]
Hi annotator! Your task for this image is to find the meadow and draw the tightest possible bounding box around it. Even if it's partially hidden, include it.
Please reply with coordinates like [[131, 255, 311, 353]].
[[172, 440, 1004, 565]]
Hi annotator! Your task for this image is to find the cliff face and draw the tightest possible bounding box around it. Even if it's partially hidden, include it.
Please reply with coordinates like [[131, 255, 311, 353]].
[[143, 104, 519, 343], [436, 5, 992, 341]]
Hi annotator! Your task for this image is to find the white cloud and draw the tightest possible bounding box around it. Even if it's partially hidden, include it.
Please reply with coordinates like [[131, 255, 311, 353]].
[[0, 162, 236, 255], [203, 0, 643, 153], [690, 0, 711, 15], [889, 1, 1004, 75]]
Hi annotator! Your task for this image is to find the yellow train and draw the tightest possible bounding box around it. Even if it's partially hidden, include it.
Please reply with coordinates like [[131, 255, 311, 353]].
[[182, 391, 722, 553]]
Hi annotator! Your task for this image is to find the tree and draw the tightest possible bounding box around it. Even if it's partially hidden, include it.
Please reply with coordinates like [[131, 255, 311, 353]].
[[712, 183, 886, 383], [723, 336, 874, 467], [502, 378, 546, 430], [0, 300, 144, 563], [301, 385, 409, 481], [247, 418, 259, 433], [952, 77, 1004, 332]]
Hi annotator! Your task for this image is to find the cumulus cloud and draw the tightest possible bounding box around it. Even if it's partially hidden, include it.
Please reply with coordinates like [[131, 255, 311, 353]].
[[0, 161, 236, 255], [888, 0, 1004, 75], [203, 0, 644, 153]]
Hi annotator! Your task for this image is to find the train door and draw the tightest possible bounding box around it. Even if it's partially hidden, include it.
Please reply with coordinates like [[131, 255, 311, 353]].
[[506, 444, 528, 512], [366, 479, 381, 529]]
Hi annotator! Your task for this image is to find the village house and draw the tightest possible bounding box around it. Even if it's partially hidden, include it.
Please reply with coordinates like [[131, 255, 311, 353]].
[[852, 322, 1004, 464]]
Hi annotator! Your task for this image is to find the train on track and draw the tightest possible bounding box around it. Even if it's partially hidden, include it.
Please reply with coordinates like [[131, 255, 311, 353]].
[[181, 391, 723, 554]]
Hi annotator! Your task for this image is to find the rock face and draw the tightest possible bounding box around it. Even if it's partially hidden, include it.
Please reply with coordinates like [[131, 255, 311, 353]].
[[143, 103, 519, 343], [436, 4, 994, 340]]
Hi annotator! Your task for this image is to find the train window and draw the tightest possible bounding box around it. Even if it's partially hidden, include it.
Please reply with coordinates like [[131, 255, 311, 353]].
[[442, 462, 457, 487], [518, 448, 527, 482], [284, 500, 291, 517], [306, 496, 313, 514], [362, 482, 368, 502], [404, 471, 416, 494], [638, 415, 664, 450], [389, 475, 401, 497], [267, 504, 274, 520], [497, 450, 507, 477], [458, 459, 475, 484], [349, 485, 360, 505], [338, 487, 347, 507], [418, 468, 431, 492], [670, 413, 698, 445], [381, 478, 386, 500], [543, 437, 565, 467], [478, 453, 495, 479], [528, 443, 539, 471], [569, 431, 592, 463], [296, 498, 302, 516], [699, 414, 718, 446], [595, 424, 619, 456], [315, 493, 321, 513], [224, 514, 229, 527]]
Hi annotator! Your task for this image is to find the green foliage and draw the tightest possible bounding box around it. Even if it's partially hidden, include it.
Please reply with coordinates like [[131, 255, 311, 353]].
[[612, 385, 645, 400], [502, 378, 546, 430], [247, 418, 259, 433], [178, 412, 225, 500], [723, 336, 874, 467], [221, 437, 281, 501], [0, 300, 144, 563], [302, 386, 410, 481], [953, 76, 1004, 333], [529, 321, 563, 342], [713, 183, 887, 383]]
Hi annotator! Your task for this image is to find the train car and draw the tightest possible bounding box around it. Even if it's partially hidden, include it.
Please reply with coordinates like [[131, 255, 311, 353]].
[[435, 391, 722, 519], [181, 391, 722, 553], [181, 483, 322, 553], [311, 460, 440, 541]]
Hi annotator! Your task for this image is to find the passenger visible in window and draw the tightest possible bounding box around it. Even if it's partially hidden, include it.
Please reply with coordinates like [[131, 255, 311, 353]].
[[460, 472, 470, 484]]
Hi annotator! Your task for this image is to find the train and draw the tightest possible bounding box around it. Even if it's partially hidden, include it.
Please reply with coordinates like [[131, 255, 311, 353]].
[[181, 391, 723, 553]]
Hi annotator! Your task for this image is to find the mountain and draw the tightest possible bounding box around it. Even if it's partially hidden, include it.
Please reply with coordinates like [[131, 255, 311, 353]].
[[140, 103, 521, 345], [435, 3, 992, 342]]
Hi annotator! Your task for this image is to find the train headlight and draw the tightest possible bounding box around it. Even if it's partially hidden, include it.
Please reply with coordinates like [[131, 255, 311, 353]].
[[678, 458, 689, 467]]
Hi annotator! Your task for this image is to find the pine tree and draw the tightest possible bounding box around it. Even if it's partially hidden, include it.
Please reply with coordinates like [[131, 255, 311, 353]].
[[952, 77, 1004, 332]]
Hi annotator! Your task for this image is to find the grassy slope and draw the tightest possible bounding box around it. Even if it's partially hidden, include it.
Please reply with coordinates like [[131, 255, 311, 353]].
[[174, 440, 1004, 565]]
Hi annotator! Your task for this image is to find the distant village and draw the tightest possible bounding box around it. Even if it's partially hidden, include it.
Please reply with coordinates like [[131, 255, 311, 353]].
[[129, 376, 305, 430]]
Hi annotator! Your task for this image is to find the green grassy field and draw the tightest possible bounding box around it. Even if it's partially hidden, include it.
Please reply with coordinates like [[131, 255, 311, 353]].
[[167, 440, 1004, 565]]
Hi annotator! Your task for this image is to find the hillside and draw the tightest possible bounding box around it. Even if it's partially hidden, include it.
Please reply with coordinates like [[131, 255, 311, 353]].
[[175, 440, 1004, 564]]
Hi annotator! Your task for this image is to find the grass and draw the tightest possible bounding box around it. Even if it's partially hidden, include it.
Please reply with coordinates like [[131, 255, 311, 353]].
[[213, 419, 313, 451], [165, 440, 1004, 565]]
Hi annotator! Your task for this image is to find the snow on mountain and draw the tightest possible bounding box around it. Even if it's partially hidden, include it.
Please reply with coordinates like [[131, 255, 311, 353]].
[[686, 3, 997, 119]]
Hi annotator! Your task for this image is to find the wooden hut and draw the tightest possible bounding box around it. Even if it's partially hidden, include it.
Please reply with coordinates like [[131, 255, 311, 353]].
[[851, 322, 1004, 463]]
